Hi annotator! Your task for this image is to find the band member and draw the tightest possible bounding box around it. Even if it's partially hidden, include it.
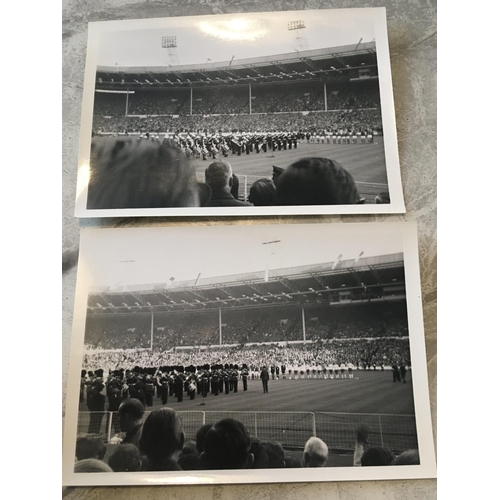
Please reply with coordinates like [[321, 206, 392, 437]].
[[241, 365, 249, 391]]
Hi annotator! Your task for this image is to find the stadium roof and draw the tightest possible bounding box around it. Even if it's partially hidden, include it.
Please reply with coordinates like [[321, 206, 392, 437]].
[[95, 43, 378, 90], [87, 252, 405, 314]]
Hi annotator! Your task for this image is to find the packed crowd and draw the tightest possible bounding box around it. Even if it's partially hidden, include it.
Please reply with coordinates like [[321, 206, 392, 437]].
[[82, 339, 411, 374], [85, 303, 407, 351], [74, 402, 419, 473], [93, 82, 381, 118], [92, 108, 382, 136]]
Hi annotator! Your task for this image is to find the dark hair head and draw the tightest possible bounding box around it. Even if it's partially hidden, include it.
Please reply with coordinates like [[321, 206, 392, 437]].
[[178, 453, 203, 471], [201, 418, 253, 470], [195, 424, 213, 454], [139, 408, 184, 462], [118, 398, 145, 420], [250, 438, 269, 469], [275, 157, 361, 205], [108, 444, 142, 472], [75, 437, 101, 461], [361, 447, 396, 466], [87, 136, 209, 209], [261, 441, 285, 468], [284, 456, 303, 468], [248, 178, 276, 206]]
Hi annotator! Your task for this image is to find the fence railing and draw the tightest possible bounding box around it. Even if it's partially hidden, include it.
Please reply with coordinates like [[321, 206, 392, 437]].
[[77, 410, 417, 454]]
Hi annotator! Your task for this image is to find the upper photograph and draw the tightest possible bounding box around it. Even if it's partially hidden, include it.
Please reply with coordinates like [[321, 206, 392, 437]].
[[74, 8, 405, 217]]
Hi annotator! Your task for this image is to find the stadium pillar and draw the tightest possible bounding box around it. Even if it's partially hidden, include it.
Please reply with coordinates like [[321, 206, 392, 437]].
[[150, 312, 154, 350], [302, 307, 306, 341], [219, 308, 222, 345], [125, 89, 129, 117], [249, 84, 252, 114], [190, 87, 193, 116], [324, 83, 327, 111]]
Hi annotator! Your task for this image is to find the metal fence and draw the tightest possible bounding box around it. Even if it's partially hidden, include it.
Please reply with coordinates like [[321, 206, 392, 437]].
[[194, 172, 386, 204], [77, 410, 417, 454]]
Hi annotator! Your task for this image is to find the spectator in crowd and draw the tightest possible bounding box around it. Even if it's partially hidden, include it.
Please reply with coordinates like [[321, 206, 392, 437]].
[[250, 438, 270, 469], [302, 437, 329, 467], [139, 407, 185, 471], [284, 456, 303, 468], [196, 423, 213, 455], [74, 458, 113, 473], [353, 425, 370, 467], [177, 441, 203, 470], [118, 398, 145, 449], [204, 160, 251, 207], [360, 447, 396, 466], [201, 418, 254, 469], [391, 449, 420, 465], [248, 178, 276, 206], [87, 136, 211, 209], [275, 157, 362, 206], [108, 443, 142, 472], [261, 441, 286, 468], [75, 437, 104, 461]]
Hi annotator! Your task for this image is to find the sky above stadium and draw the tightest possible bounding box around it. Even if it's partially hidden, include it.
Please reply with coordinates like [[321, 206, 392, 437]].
[[95, 9, 376, 67], [80, 223, 404, 289]]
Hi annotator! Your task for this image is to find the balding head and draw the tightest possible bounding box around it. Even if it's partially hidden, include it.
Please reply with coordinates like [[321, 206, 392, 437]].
[[205, 160, 233, 190], [302, 437, 328, 467]]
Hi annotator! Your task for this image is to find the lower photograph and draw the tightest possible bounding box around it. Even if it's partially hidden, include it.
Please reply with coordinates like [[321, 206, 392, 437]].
[[62, 221, 436, 486]]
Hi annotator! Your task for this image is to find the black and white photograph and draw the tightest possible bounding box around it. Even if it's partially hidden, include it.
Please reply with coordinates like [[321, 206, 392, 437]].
[[62, 222, 435, 486], [74, 8, 405, 217]]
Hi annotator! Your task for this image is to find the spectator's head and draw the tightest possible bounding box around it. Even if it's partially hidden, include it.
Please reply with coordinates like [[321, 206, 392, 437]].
[[275, 157, 361, 205], [391, 449, 420, 465], [180, 440, 198, 457], [196, 424, 213, 455], [108, 444, 142, 472], [284, 456, 303, 468], [302, 437, 329, 467], [261, 441, 285, 468], [74, 458, 113, 473], [139, 408, 185, 464], [178, 453, 203, 470], [250, 438, 269, 469], [118, 398, 145, 433], [201, 418, 254, 469], [361, 447, 396, 466], [248, 178, 276, 206], [205, 160, 233, 191], [75, 437, 102, 461], [87, 136, 211, 209]]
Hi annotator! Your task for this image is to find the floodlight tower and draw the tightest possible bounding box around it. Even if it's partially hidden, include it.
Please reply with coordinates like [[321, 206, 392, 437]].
[[288, 20, 309, 51], [161, 35, 180, 66]]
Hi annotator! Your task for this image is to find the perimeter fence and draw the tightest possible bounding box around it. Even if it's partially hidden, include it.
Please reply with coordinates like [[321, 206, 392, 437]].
[[194, 172, 385, 204], [77, 410, 417, 454]]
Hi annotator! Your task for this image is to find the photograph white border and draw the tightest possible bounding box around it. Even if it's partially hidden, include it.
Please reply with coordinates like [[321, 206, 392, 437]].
[[62, 221, 435, 486], [74, 7, 405, 217]]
